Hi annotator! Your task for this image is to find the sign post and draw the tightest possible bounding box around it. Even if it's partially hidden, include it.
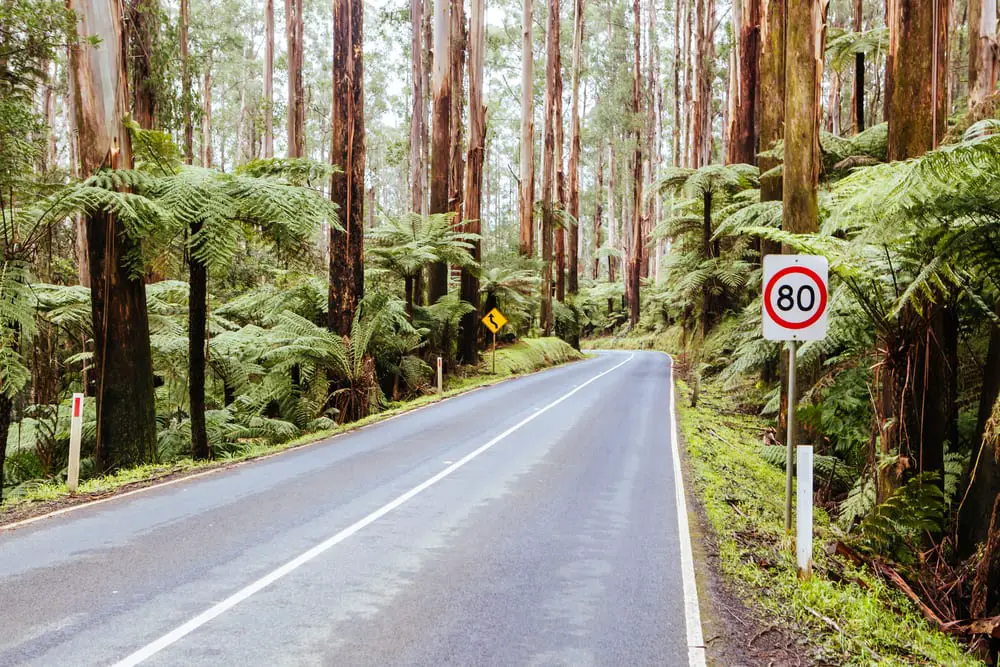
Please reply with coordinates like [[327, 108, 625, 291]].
[[68, 392, 84, 494], [436, 356, 443, 395], [762, 255, 828, 578], [481, 307, 508, 374]]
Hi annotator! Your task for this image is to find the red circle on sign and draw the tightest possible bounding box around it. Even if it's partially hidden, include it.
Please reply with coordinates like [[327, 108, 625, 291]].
[[764, 266, 827, 330]]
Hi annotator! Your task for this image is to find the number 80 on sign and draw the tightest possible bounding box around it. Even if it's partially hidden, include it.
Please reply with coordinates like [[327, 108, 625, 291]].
[[762, 255, 829, 341]]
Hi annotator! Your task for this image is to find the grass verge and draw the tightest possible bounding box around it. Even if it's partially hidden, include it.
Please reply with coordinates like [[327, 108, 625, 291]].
[[1, 337, 582, 521], [677, 377, 980, 666]]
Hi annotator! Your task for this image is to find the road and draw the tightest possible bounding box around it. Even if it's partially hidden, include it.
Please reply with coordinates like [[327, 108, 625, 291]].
[[0, 350, 704, 667]]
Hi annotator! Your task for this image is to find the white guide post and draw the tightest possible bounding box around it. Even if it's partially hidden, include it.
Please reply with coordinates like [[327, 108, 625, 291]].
[[436, 356, 443, 396], [68, 392, 84, 493], [796, 444, 814, 579]]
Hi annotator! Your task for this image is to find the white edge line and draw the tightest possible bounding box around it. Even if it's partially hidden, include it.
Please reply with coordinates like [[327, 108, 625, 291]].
[[1, 354, 592, 533], [112, 352, 635, 667], [667, 353, 707, 667]]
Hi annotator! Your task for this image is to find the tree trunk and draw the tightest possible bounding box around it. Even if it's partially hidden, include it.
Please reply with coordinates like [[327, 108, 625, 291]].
[[540, 0, 559, 335], [607, 140, 616, 283], [188, 222, 210, 460], [852, 0, 865, 133], [518, 0, 535, 256], [0, 392, 12, 503], [448, 0, 466, 222], [683, 0, 693, 166], [286, 0, 305, 157], [264, 0, 274, 158], [730, 0, 760, 164], [827, 68, 841, 135], [960, 318, 1000, 553], [886, 0, 949, 161], [428, 0, 452, 303], [329, 0, 366, 335], [180, 0, 193, 162], [593, 135, 604, 279], [458, 0, 484, 365], [201, 65, 212, 167], [880, 0, 951, 497], [629, 0, 642, 326], [410, 0, 425, 213], [969, 0, 998, 109], [69, 0, 157, 474], [567, 0, 583, 295], [783, 0, 824, 235], [759, 0, 785, 204], [422, 0, 433, 215], [692, 0, 715, 167], [672, 0, 684, 166], [553, 0, 565, 304], [128, 0, 158, 129]]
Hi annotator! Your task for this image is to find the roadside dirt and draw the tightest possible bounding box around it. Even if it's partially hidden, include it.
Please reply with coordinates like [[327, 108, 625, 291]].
[[678, 413, 821, 666]]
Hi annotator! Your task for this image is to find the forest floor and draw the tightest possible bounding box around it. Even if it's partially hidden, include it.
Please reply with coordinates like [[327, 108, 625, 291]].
[[586, 335, 983, 666], [0, 337, 582, 528]]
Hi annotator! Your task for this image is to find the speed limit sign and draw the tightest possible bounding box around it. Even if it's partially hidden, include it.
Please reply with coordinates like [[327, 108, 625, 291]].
[[762, 255, 828, 341]]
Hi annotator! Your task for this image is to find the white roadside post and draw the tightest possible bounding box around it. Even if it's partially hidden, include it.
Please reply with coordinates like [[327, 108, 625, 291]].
[[67, 392, 84, 494], [796, 444, 814, 578], [762, 254, 828, 579], [436, 356, 443, 396]]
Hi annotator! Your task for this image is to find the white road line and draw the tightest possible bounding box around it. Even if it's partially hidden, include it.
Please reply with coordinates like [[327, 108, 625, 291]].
[[667, 354, 707, 667], [112, 353, 635, 667]]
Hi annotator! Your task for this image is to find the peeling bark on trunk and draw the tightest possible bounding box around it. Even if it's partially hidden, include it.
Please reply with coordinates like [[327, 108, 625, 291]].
[[969, 0, 998, 109], [128, 0, 158, 129], [459, 0, 484, 364], [567, 0, 583, 295], [69, 0, 157, 473], [428, 0, 451, 303], [518, 0, 535, 256], [264, 0, 274, 158], [286, 0, 305, 157], [540, 0, 559, 335], [329, 0, 366, 335]]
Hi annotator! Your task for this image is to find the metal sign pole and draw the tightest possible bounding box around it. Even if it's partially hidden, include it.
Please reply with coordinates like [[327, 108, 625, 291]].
[[492, 331, 496, 374], [784, 340, 797, 533]]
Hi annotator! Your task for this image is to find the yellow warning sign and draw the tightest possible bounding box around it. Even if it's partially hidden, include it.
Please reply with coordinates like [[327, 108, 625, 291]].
[[481, 307, 508, 334]]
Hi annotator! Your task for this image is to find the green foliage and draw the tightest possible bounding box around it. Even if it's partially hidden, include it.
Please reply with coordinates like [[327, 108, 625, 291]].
[[854, 474, 946, 564]]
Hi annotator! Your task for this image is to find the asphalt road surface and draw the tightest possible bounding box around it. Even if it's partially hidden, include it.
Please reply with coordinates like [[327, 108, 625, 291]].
[[0, 350, 704, 667]]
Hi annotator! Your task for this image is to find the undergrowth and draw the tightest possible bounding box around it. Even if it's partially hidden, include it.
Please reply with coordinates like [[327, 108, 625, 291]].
[[677, 377, 980, 666], [1, 338, 581, 515]]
